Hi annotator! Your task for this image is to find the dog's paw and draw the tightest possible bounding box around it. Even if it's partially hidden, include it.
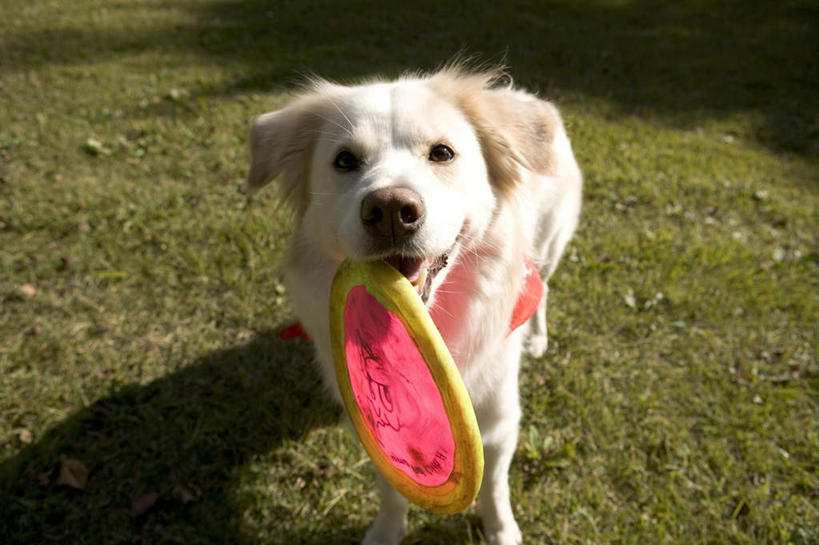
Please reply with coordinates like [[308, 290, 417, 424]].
[[484, 523, 523, 545], [524, 333, 548, 358], [361, 536, 398, 545], [361, 522, 405, 545], [361, 533, 401, 545]]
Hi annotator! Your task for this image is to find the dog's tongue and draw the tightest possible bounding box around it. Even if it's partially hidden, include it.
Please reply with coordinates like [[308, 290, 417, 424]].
[[384, 255, 428, 285]]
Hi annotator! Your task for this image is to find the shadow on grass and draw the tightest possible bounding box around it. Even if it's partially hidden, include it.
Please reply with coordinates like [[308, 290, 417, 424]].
[[0, 331, 358, 544], [4, 1, 817, 157]]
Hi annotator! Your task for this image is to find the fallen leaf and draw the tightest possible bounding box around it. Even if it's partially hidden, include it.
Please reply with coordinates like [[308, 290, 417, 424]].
[[18, 429, 33, 444], [130, 490, 159, 517], [57, 256, 76, 271], [56, 456, 88, 490], [19, 283, 36, 298]]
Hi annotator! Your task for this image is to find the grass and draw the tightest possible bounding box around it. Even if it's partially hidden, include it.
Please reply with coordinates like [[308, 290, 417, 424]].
[[1, 0, 817, 543]]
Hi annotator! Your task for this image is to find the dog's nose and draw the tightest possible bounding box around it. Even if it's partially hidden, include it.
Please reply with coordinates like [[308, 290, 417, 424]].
[[360, 187, 425, 240]]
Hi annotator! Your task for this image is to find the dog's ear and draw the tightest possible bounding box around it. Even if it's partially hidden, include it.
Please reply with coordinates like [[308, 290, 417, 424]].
[[432, 69, 558, 196], [247, 91, 332, 213]]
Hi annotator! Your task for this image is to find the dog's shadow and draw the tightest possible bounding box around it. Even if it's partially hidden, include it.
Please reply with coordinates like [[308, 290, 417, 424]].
[[0, 331, 389, 544]]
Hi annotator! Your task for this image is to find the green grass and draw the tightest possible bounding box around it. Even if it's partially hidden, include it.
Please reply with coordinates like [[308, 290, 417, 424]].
[[1, 1, 817, 544]]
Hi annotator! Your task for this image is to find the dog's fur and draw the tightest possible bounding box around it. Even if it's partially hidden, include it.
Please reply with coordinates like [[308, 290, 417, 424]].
[[247, 66, 582, 545]]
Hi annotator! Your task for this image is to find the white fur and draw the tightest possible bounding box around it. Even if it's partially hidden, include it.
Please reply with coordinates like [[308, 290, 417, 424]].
[[248, 68, 582, 545]]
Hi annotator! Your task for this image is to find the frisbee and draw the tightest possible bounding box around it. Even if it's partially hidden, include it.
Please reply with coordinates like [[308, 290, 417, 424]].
[[329, 259, 483, 514]]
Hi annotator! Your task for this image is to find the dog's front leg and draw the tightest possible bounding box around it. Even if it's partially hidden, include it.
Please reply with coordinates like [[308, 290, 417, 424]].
[[475, 339, 524, 545], [361, 473, 408, 545]]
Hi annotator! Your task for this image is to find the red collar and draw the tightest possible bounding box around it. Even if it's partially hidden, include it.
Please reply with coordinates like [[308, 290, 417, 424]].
[[280, 255, 542, 341]]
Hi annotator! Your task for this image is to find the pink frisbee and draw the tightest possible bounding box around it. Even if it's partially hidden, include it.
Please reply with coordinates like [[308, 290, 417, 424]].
[[329, 259, 483, 514]]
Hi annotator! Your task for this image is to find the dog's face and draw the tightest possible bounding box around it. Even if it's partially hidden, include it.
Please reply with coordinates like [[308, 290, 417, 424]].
[[248, 69, 557, 302], [305, 81, 496, 300]]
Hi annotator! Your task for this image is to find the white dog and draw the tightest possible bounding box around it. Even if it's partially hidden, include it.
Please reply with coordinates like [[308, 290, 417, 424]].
[[247, 66, 582, 545]]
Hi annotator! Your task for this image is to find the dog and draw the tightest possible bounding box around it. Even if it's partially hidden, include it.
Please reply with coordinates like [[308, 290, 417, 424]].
[[247, 65, 582, 545]]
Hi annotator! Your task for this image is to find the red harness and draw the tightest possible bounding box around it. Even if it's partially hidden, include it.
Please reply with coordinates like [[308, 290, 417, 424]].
[[508, 255, 543, 334], [279, 255, 542, 341]]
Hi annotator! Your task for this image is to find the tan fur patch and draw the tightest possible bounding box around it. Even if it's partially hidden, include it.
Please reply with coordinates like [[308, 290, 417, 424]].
[[247, 90, 335, 214], [430, 67, 557, 196]]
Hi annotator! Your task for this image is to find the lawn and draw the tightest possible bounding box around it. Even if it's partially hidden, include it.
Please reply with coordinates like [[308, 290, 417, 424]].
[[1, 1, 817, 544]]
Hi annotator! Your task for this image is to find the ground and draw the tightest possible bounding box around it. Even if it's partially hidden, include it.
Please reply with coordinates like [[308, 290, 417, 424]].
[[1, 1, 817, 544]]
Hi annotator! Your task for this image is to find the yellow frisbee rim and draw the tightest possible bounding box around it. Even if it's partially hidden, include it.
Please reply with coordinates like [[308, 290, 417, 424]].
[[329, 259, 483, 514]]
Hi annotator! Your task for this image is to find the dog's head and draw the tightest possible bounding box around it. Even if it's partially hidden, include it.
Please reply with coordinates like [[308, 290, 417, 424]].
[[248, 67, 557, 302]]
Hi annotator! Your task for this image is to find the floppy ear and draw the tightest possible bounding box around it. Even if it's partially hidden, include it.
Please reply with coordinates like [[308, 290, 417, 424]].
[[432, 69, 558, 195], [247, 91, 332, 213]]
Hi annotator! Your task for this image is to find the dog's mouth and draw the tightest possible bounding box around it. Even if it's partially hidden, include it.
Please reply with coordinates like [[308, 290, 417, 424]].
[[384, 250, 452, 303]]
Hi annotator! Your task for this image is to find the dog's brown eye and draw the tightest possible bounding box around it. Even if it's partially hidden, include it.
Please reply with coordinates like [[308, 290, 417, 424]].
[[429, 144, 455, 163], [334, 150, 360, 172]]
